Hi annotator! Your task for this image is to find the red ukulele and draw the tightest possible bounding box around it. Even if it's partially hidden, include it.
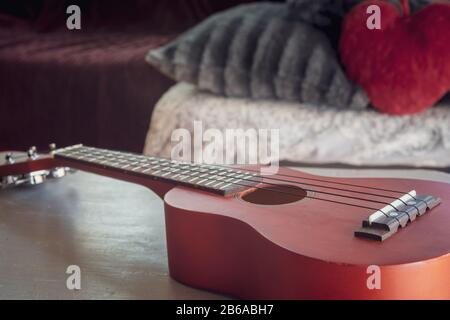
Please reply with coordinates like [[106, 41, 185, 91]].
[[1, 144, 449, 299]]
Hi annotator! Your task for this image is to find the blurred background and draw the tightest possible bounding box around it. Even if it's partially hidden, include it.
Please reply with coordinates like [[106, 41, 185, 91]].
[[0, 0, 272, 153], [1, 0, 448, 170]]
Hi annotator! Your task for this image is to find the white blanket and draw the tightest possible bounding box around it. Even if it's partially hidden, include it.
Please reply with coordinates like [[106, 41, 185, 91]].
[[144, 83, 450, 168]]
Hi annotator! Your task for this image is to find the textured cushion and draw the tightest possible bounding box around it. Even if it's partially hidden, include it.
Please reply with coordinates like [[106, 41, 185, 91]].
[[146, 2, 369, 109], [286, 0, 361, 26]]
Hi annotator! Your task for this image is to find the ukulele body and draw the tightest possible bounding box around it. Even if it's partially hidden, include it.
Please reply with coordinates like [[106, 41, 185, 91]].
[[163, 167, 450, 299]]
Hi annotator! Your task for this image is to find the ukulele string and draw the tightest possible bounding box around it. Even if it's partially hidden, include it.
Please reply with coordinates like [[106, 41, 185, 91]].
[[124, 158, 391, 210], [87, 146, 410, 195], [74, 147, 401, 210], [212, 165, 401, 200], [130, 154, 405, 209], [208, 165, 412, 208], [136, 151, 410, 196], [138, 161, 379, 211], [216, 179, 378, 211], [188, 162, 410, 195]]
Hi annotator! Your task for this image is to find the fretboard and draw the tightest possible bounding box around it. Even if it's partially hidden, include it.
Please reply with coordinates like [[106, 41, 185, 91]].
[[54, 145, 260, 195]]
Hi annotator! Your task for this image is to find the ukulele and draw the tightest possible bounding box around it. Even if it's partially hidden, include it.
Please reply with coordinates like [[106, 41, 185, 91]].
[[1, 144, 449, 299]]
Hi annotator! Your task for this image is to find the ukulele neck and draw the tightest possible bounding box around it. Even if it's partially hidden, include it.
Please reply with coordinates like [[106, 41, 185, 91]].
[[53, 145, 259, 197]]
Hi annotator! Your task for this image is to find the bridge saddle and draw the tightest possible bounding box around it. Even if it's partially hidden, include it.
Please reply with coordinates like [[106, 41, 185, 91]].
[[354, 190, 441, 241]]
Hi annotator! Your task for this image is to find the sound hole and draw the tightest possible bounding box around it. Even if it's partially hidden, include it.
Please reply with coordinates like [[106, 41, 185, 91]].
[[240, 185, 307, 205]]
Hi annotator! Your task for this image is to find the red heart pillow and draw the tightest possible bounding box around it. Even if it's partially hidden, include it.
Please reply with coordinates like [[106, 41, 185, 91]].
[[340, 0, 450, 115]]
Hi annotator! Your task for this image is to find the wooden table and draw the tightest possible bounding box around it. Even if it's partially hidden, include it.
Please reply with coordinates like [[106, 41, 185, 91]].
[[1, 162, 449, 299]]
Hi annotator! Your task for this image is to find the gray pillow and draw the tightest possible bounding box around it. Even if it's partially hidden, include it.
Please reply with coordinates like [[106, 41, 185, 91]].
[[146, 2, 369, 109]]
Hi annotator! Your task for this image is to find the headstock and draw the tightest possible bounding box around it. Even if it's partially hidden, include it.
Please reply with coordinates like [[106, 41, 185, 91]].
[[0, 144, 74, 189]]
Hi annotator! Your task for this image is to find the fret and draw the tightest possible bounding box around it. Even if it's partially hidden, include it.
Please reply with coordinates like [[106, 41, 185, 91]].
[[220, 179, 236, 189], [189, 177, 199, 183], [160, 171, 171, 177], [54, 144, 260, 195], [213, 181, 225, 188], [177, 175, 187, 181]]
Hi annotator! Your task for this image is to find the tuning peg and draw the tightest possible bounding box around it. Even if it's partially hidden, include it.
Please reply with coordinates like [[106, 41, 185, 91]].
[[5, 153, 14, 164], [27, 146, 37, 160], [49, 143, 57, 155]]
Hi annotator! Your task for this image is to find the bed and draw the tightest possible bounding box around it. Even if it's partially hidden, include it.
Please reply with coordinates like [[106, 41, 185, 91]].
[[144, 83, 450, 169]]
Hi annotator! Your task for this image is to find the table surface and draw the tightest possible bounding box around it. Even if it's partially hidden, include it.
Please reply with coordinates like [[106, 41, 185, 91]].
[[1, 160, 450, 299]]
